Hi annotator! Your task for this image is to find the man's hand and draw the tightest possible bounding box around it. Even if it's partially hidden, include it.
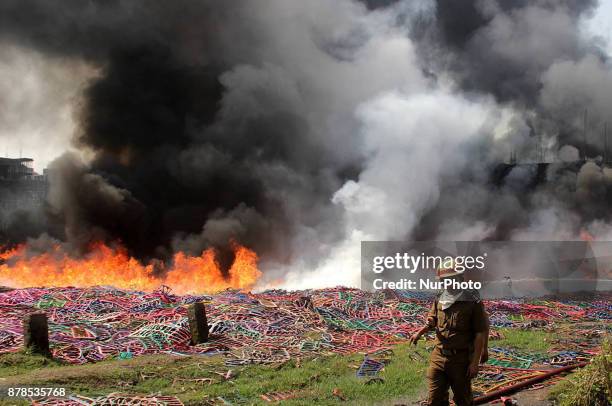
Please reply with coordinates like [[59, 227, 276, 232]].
[[467, 362, 479, 378], [480, 348, 489, 363], [471, 331, 486, 373], [410, 325, 431, 346]]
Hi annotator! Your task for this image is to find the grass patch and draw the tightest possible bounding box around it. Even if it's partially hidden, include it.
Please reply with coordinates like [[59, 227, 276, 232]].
[[0, 343, 430, 405], [495, 328, 551, 352], [549, 338, 611, 406], [0, 351, 62, 377], [0, 330, 562, 405]]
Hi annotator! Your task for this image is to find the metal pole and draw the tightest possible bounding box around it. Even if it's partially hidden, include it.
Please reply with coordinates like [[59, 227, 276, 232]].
[[604, 122, 608, 165], [473, 362, 588, 405], [583, 109, 588, 161]]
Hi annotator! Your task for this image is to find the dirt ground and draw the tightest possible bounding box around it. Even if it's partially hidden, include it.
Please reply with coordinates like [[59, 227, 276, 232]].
[[508, 387, 555, 405], [402, 385, 556, 405]]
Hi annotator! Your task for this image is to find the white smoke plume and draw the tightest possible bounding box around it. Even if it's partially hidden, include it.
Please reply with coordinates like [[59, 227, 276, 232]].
[[0, 0, 611, 289]]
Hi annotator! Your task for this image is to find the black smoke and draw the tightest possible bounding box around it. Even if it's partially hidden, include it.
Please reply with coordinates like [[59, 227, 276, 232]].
[[359, 0, 401, 10], [415, 0, 600, 105], [403, 0, 612, 242], [1, 0, 612, 286], [0, 0, 349, 272]]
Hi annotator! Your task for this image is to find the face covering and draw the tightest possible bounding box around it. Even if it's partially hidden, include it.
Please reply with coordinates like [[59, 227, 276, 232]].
[[438, 289, 463, 310], [438, 281, 481, 310]]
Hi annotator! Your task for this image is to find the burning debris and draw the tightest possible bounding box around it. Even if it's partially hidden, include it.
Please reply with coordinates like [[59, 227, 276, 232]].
[[0, 1, 608, 288], [0, 2, 609, 405], [0, 241, 260, 294]]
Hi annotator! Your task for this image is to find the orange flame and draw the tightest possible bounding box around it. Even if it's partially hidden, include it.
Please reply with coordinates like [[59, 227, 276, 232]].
[[0, 241, 261, 294], [579, 229, 595, 241]]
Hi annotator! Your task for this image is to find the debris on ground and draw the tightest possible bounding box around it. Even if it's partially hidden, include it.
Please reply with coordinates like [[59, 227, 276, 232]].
[[1, 286, 609, 403], [260, 390, 302, 402], [32, 392, 184, 405], [332, 387, 346, 401]]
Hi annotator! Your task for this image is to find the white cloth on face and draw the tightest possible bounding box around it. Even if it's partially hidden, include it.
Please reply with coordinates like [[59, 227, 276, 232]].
[[438, 288, 482, 310], [438, 289, 463, 310]]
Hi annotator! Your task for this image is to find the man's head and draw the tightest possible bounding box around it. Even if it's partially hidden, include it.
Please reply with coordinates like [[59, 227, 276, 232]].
[[436, 258, 465, 279], [437, 261, 464, 294]]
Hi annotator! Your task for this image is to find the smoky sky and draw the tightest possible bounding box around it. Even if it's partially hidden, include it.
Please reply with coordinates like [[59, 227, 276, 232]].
[[1, 0, 612, 287], [420, 0, 599, 105], [406, 0, 612, 240], [0, 0, 356, 270]]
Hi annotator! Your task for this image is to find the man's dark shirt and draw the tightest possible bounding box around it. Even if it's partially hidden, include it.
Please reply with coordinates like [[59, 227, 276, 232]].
[[426, 291, 488, 350]]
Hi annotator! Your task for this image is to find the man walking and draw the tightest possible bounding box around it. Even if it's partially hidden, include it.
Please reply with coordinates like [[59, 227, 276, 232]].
[[410, 265, 489, 406]]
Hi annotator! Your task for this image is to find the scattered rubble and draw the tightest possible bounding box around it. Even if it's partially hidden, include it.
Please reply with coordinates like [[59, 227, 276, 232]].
[[1, 286, 609, 403]]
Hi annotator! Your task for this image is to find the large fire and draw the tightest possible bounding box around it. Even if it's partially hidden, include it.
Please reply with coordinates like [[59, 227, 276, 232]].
[[0, 241, 261, 294]]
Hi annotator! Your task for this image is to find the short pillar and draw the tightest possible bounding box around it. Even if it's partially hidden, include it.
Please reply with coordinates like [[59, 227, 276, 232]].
[[188, 302, 209, 344], [23, 312, 50, 356]]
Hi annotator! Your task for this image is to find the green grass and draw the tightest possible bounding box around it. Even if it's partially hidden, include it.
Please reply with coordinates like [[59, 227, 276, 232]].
[[0, 329, 560, 405], [494, 328, 551, 352], [548, 338, 611, 406], [0, 343, 430, 405], [0, 351, 62, 377]]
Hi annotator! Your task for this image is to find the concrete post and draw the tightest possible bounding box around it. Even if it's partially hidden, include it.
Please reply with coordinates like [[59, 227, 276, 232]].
[[187, 302, 209, 344], [23, 312, 50, 356]]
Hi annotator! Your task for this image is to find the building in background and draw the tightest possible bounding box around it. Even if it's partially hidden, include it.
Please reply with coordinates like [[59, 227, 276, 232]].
[[0, 157, 48, 231]]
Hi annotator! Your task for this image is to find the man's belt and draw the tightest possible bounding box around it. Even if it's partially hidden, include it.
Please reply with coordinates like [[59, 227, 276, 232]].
[[438, 348, 469, 356]]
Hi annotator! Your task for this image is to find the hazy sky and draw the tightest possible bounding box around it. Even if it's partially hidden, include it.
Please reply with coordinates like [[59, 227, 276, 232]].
[[0, 46, 94, 173], [1, 0, 611, 173], [587, 0, 612, 55]]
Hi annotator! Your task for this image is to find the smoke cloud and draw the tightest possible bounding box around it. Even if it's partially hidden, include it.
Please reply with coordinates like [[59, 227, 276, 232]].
[[0, 0, 611, 288]]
